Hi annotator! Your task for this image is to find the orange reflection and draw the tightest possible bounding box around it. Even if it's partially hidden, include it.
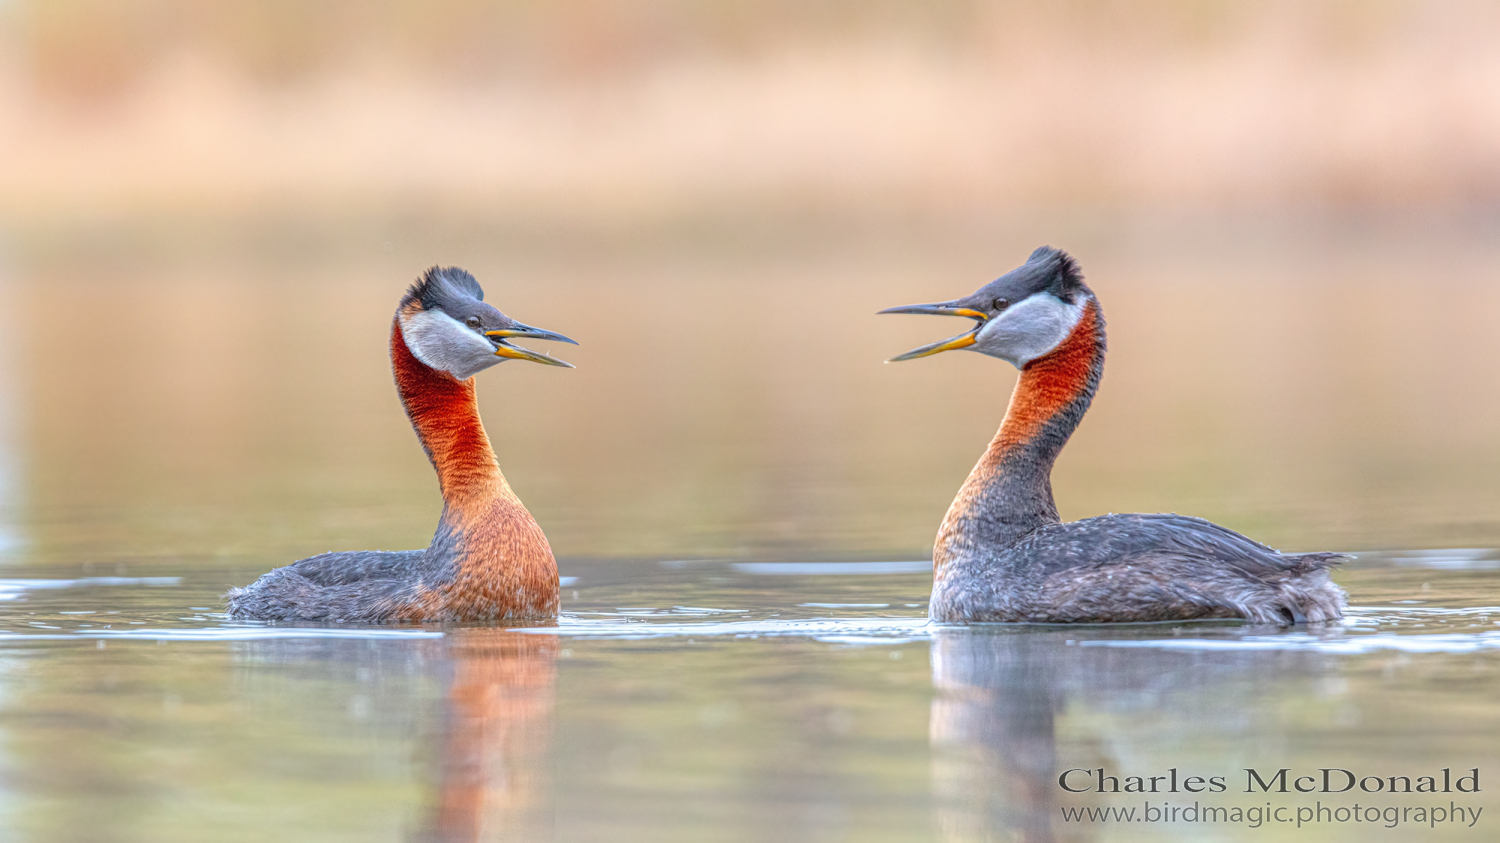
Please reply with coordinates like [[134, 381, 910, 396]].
[[419, 629, 559, 843]]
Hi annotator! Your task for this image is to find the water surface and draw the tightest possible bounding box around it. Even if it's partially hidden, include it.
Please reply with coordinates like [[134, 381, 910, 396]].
[[0, 552, 1493, 842], [2, 203, 1499, 843]]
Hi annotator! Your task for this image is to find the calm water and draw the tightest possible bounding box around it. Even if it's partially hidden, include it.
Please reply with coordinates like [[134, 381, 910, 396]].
[[0, 217, 1498, 841], [0, 555, 1495, 842]]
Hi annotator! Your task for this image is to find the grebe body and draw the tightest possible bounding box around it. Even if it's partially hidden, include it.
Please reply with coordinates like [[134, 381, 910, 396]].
[[227, 267, 574, 623], [883, 247, 1346, 625]]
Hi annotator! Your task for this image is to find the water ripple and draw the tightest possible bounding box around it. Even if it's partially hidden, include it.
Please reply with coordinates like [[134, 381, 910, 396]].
[[0, 577, 182, 600], [522, 615, 933, 643], [731, 561, 932, 575], [0, 627, 443, 641], [1082, 631, 1500, 654]]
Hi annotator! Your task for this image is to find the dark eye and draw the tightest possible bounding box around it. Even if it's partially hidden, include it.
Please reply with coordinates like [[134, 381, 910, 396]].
[[992, 298, 1009, 311], [465, 316, 482, 329]]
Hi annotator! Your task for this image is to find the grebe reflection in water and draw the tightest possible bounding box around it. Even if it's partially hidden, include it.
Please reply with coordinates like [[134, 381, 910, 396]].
[[416, 629, 559, 843]]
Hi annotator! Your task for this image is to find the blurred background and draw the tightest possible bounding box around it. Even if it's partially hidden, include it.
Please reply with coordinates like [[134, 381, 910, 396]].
[[1, 0, 1499, 574]]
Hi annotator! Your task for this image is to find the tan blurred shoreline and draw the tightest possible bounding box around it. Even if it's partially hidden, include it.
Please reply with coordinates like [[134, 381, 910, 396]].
[[3, 2, 1500, 560], [3, 0, 1499, 230]]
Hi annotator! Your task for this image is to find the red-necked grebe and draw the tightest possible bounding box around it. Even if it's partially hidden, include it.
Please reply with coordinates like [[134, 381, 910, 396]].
[[882, 247, 1346, 625], [227, 267, 575, 622]]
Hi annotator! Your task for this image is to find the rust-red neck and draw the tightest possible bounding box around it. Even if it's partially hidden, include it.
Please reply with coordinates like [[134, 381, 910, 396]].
[[391, 318, 509, 505], [936, 298, 1106, 561], [993, 298, 1105, 458]]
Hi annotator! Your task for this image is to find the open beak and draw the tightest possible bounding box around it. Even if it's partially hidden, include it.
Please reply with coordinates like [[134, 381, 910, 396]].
[[877, 301, 989, 362], [486, 322, 578, 368]]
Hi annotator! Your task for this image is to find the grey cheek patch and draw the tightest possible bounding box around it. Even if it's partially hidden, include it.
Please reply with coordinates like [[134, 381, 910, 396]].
[[973, 294, 1086, 368], [401, 310, 504, 380]]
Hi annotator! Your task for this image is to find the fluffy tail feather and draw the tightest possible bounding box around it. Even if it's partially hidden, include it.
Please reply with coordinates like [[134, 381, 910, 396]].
[[1248, 552, 1349, 625]]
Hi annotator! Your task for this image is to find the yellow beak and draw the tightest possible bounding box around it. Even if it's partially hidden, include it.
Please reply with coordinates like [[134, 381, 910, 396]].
[[877, 302, 989, 362]]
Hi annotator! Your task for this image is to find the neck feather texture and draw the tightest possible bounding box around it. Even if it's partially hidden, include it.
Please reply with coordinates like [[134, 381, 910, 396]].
[[934, 297, 1106, 574], [390, 317, 559, 619], [391, 319, 513, 505]]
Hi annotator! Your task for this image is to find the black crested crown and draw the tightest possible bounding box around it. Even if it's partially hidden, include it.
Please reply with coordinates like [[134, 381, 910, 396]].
[[403, 266, 486, 311], [1027, 246, 1085, 300]]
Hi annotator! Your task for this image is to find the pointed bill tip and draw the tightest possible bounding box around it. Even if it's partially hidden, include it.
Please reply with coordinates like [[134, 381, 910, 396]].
[[494, 344, 575, 368], [487, 326, 579, 346], [885, 333, 979, 363], [877, 303, 990, 319], [878, 303, 945, 316], [885, 350, 925, 363], [528, 352, 575, 368]]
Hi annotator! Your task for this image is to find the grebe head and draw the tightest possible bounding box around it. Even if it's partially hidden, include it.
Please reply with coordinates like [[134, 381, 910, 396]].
[[399, 266, 577, 379], [880, 246, 1090, 369]]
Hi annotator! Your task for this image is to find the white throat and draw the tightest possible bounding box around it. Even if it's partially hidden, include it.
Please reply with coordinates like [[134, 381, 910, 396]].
[[972, 293, 1087, 368], [400, 309, 502, 380]]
